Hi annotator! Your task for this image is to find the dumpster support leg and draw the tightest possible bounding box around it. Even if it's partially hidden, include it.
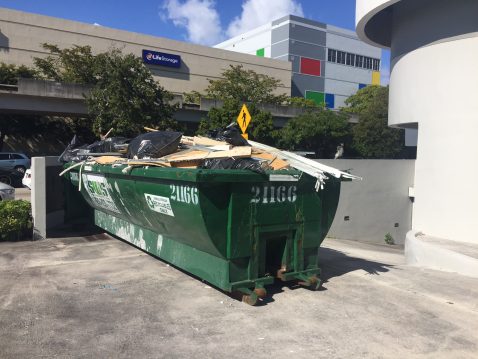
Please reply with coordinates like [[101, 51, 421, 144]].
[[236, 284, 267, 306], [296, 274, 321, 291]]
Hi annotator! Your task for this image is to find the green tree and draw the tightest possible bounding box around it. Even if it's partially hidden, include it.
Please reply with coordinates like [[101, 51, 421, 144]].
[[0, 63, 36, 85], [86, 49, 177, 137], [31, 44, 179, 137], [205, 65, 288, 105], [343, 85, 404, 158], [199, 65, 287, 143], [33, 43, 97, 84], [278, 108, 350, 158]]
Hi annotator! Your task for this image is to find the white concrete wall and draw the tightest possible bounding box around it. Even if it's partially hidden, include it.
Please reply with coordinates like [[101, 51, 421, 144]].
[[390, 36, 478, 244], [356, 0, 478, 244], [320, 159, 415, 244]]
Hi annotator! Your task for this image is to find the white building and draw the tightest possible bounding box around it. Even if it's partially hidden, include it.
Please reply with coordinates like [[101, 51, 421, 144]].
[[356, 0, 478, 246], [215, 15, 382, 109]]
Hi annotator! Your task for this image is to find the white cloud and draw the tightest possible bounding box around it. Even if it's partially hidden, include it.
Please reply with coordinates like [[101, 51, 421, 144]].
[[226, 0, 304, 37], [162, 0, 224, 46]]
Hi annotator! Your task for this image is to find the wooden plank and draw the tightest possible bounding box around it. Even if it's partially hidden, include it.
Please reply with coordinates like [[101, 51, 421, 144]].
[[94, 156, 123, 165], [126, 160, 171, 167], [193, 136, 227, 146], [252, 152, 289, 170], [168, 146, 251, 163]]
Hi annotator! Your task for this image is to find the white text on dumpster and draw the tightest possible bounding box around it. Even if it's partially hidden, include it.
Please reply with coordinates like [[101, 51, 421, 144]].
[[250, 185, 297, 204], [170, 185, 199, 205]]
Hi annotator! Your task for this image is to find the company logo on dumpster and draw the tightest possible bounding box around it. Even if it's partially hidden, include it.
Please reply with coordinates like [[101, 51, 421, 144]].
[[82, 174, 120, 213], [145, 193, 175, 217]]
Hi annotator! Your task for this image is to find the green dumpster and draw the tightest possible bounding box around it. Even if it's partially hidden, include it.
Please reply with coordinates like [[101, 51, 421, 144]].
[[65, 163, 342, 304]]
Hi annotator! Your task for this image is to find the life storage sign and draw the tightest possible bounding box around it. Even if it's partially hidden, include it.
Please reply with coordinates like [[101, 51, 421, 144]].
[[142, 50, 181, 68]]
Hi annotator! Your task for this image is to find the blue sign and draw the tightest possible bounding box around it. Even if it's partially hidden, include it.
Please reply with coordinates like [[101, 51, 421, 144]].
[[142, 50, 181, 68]]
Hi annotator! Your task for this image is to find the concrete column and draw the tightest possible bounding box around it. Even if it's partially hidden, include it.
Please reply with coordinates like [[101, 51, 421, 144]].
[[31, 156, 65, 240]]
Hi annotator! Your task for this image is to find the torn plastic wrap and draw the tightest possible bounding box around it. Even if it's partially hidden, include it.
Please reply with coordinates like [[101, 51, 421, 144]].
[[200, 158, 269, 173], [127, 131, 183, 159]]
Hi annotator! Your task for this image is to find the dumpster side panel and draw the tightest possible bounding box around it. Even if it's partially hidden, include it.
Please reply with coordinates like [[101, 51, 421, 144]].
[[79, 165, 227, 258], [94, 210, 231, 290]]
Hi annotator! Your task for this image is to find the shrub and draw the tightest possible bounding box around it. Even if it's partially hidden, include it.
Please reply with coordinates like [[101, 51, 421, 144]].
[[0, 200, 32, 240], [384, 233, 395, 245]]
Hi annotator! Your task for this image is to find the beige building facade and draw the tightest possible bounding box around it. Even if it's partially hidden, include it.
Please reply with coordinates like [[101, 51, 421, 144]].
[[0, 7, 291, 96]]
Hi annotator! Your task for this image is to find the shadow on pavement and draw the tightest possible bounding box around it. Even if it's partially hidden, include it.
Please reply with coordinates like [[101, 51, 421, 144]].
[[46, 221, 103, 239], [318, 247, 394, 283]]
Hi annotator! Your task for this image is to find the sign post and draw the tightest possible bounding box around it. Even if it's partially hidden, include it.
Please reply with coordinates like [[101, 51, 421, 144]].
[[237, 104, 251, 140]]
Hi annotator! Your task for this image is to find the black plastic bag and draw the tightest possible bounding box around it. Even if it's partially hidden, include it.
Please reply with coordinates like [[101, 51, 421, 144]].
[[127, 131, 183, 159], [200, 158, 269, 173], [87, 137, 130, 153], [208, 122, 249, 146], [59, 135, 89, 163]]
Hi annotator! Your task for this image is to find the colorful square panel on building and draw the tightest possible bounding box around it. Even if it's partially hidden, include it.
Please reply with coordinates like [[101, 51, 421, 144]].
[[256, 48, 265, 57], [325, 93, 335, 108], [300, 57, 321, 77], [359, 83, 367, 90], [372, 71, 380, 85], [305, 91, 324, 105]]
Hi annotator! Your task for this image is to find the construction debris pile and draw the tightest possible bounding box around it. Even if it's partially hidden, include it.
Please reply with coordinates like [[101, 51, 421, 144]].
[[59, 123, 360, 190]]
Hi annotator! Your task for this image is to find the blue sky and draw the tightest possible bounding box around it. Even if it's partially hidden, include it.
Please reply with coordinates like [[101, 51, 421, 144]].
[[0, 0, 390, 82]]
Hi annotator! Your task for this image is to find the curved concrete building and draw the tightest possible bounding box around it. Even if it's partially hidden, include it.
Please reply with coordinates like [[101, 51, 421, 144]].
[[356, 0, 478, 244]]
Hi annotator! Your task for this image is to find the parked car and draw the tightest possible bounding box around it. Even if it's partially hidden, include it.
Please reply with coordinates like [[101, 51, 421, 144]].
[[0, 181, 15, 201], [22, 169, 32, 189], [0, 168, 24, 187], [0, 152, 31, 174]]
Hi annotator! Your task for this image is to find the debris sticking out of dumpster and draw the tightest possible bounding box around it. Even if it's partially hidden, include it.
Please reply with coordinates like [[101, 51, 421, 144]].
[[60, 123, 360, 190], [60, 124, 362, 305]]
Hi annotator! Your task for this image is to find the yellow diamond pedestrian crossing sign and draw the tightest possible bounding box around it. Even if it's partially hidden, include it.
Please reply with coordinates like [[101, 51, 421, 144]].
[[237, 104, 251, 133]]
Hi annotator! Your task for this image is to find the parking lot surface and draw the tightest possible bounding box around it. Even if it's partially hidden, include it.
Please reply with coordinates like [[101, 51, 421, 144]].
[[1, 234, 477, 358]]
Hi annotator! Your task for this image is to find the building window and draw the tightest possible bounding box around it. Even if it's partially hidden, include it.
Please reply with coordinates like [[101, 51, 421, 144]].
[[365, 57, 373, 69], [327, 48, 379, 71], [355, 55, 363, 68], [328, 49, 336, 62], [338, 51, 346, 64]]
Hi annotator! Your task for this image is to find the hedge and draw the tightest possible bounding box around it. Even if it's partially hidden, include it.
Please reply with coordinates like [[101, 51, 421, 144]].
[[0, 200, 32, 240]]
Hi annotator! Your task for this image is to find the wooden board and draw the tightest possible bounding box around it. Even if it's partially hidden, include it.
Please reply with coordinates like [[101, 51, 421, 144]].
[[168, 146, 252, 163], [251, 151, 290, 170], [193, 136, 228, 146]]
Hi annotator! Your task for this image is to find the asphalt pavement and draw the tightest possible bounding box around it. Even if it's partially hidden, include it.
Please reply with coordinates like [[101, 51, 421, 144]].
[[0, 235, 477, 358]]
